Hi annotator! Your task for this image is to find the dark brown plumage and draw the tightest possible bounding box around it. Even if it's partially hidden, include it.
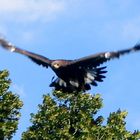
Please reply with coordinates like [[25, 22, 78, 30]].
[[0, 38, 140, 92]]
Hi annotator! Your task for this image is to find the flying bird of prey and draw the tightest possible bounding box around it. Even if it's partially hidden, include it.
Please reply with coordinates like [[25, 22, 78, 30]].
[[0, 38, 140, 92]]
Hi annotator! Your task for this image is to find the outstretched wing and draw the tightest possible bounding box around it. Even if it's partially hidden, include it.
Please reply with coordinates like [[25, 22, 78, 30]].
[[67, 44, 140, 68], [0, 38, 52, 68]]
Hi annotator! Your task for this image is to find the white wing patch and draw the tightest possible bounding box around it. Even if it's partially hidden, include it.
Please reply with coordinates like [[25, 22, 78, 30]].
[[84, 71, 95, 84], [87, 72, 95, 80], [105, 52, 111, 58], [58, 79, 67, 87], [10, 46, 16, 52], [7, 42, 16, 52], [70, 80, 79, 87]]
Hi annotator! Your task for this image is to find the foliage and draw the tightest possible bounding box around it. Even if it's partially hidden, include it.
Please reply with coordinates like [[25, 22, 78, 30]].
[[22, 91, 140, 140], [0, 70, 23, 140]]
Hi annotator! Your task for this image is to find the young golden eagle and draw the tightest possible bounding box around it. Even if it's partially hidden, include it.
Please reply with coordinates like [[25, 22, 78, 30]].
[[0, 38, 140, 92]]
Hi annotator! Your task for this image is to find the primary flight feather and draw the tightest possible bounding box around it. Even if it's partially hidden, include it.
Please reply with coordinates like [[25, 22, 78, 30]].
[[0, 38, 140, 92]]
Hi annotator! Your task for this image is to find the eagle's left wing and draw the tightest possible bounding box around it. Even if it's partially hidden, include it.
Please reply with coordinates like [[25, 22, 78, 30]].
[[0, 38, 52, 68], [67, 44, 140, 68]]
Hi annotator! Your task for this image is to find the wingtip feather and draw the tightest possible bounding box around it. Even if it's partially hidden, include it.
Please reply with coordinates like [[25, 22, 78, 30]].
[[133, 44, 140, 51], [0, 38, 16, 52]]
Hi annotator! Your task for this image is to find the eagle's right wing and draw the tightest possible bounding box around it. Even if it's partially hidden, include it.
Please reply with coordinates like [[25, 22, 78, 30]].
[[0, 38, 52, 68], [68, 44, 140, 68]]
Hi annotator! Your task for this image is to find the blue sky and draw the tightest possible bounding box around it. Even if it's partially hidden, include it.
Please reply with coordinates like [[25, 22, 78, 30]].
[[0, 0, 140, 139]]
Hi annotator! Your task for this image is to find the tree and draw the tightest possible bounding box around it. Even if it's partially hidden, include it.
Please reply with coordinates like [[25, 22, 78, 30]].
[[0, 70, 23, 140], [22, 91, 140, 140]]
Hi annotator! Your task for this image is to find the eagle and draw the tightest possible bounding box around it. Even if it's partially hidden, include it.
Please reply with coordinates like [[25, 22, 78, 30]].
[[0, 38, 140, 92]]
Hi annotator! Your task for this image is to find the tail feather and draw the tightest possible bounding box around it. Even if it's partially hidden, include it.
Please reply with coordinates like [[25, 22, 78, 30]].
[[85, 66, 107, 87], [94, 66, 107, 82], [91, 81, 98, 86]]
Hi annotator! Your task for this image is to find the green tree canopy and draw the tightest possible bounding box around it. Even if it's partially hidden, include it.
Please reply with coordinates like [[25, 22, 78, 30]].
[[0, 70, 23, 140], [22, 91, 140, 140], [0, 70, 139, 139]]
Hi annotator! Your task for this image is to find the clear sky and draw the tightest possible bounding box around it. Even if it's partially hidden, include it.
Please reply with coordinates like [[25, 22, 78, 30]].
[[0, 0, 140, 139]]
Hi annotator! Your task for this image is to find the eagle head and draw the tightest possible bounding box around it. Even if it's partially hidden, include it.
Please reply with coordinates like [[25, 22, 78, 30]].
[[51, 60, 71, 69], [52, 62, 60, 68], [51, 60, 65, 69]]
